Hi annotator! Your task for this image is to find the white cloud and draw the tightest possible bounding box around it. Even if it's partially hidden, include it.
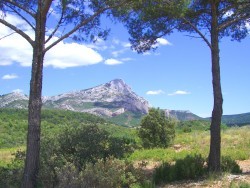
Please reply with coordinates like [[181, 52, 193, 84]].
[[120, 57, 133, 62], [146, 90, 165, 95], [168, 90, 191, 96], [45, 41, 103, 68], [0, 13, 104, 69], [12, 89, 23, 93], [104, 58, 123, 65], [156, 38, 172, 46], [2, 74, 19, 80], [151, 38, 172, 49], [0, 15, 33, 66]]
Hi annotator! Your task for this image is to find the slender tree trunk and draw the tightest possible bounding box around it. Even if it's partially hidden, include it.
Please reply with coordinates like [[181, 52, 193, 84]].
[[208, 1, 223, 173], [22, 3, 46, 187]]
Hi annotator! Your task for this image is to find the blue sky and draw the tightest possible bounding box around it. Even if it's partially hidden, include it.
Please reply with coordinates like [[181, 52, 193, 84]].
[[0, 11, 249, 118]]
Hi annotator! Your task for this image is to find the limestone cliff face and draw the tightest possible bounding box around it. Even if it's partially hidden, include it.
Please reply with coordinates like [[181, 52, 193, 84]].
[[0, 91, 29, 109], [0, 79, 149, 117], [43, 79, 149, 116]]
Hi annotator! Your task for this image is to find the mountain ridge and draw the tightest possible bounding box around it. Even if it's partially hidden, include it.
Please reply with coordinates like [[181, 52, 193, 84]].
[[0, 79, 150, 119], [1, 79, 249, 126]]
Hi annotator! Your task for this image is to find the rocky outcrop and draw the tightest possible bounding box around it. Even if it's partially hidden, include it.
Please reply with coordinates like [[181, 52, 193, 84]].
[[0, 79, 149, 117], [163, 109, 202, 121], [0, 91, 28, 109], [42, 79, 149, 116]]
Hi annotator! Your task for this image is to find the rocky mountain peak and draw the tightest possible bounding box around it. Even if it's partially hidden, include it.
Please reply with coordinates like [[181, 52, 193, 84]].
[[0, 79, 149, 116], [44, 79, 149, 116], [105, 79, 131, 93]]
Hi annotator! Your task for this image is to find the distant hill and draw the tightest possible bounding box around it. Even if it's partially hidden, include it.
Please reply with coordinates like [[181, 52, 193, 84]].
[[221, 112, 250, 126], [203, 113, 250, 126], [0, 108, 135, 148], [163, 109, 202, 121]]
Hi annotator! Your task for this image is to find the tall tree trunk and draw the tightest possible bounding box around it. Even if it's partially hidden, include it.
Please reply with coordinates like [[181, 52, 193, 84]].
[[208, 1, 223, 173], [22, 3, 46, 187]]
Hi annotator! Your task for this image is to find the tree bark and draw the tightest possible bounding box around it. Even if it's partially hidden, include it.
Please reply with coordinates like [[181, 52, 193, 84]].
[[208, 1, 223, 173], [22, 2, 46, 187]]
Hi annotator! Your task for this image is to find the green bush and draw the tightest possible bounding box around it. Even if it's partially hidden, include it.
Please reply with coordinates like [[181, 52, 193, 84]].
[[0, 150, 24, 187], [138, 108, 175, 148], [57, 125, 136, 166], [55, 158, 147, 188], [153, 154, 206, 184], [153, 155, 243, 185], [39, 124, 137, 187], [221, 156, 242, 174], [230, 181, 250, 188], [175, 154, 206, 180], [153, 162, 175, 184], [182, 125, 192, 133]]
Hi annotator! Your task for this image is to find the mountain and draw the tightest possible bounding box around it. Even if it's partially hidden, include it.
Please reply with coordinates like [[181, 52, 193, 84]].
[[1, 79, 249, 126], [42, 79, 149, 117], [0, 79, 149, 120], [0, 92, 29, 109], [164, 109, 202, 121]]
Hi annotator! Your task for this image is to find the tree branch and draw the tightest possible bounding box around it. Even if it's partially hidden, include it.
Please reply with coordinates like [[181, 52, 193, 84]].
[[218, 14, 250, 31], [182, 18, 212, 49], [0, 31, 16, 40], [6, 4, 35, 31], [0, 18, 34, 47], [44, 1, 130, 53], [45, 9, 65, 44], [44, 9, 106, 52], [42, 0, 53, 18], [2, 0, 36, 18]]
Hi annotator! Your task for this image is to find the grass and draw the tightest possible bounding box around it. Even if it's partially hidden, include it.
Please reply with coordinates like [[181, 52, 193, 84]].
[[0, 146, 25, 167], [221, 126, 250, 160], [1, 125, 249, 168], [128, 126, 250, 162]]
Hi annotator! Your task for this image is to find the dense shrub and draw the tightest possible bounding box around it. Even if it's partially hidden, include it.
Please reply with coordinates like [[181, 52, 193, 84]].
[[0, 150, 24, 187], [153, 154, 206, 184], [39, 124, 136, 186], [221, 156, 242, 174], [55, 158, 146, 188], [138, 108, 176, 148], [58, 125, 135, 166], [174, 154, 206, 180], [153, 154, 243, 185], [153, 162, 175, 184]]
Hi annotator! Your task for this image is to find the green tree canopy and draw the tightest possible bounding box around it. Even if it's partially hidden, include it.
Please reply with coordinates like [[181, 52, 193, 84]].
[[138, 108, 175, 148]]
